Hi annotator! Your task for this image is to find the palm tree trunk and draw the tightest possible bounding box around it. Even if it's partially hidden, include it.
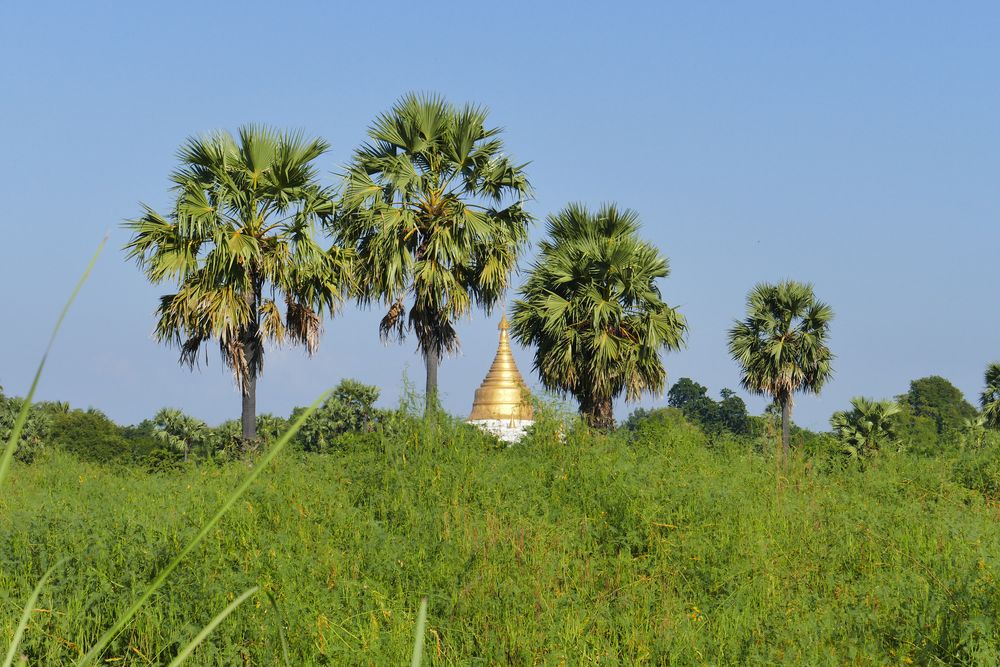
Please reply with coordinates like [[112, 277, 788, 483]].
[[241, 374, 256, 441], [780, 397, 791, 463], [581, 395, 615, 431], [424, 352, 439, 415]]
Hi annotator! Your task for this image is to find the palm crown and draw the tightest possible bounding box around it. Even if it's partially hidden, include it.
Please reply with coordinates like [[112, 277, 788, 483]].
[[728, 280, 834, 458], [337, 93, 532, 404], [981, 363, 1000, 429], [511, 203, 686, 429], [831, 397, 901, 459], [124, 126, 351, 439]]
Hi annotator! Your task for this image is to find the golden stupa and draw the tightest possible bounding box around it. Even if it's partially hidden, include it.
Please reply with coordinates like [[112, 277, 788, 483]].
[[468, 314, 534, 424]]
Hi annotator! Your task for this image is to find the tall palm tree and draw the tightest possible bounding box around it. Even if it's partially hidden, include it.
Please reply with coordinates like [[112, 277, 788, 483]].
[[981, 362, 1000, 429], [728, 281, 834, 461], [510, 204, 686, 430], [830, 397, 900, 459], [125, 126, 351, 441], [337, 93, 532, 409]]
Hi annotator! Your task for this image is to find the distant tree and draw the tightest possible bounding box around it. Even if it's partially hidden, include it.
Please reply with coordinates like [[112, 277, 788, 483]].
[[152, 408, 209, 462], [338, 93, 532, 411], [728, 281, 834, 462], [981, 363, 1000, 429], [124, 126, 351, 442], [667, 378, 708, 409], [903, 376, 977, 435], [891, 402, 941, 455], [511, 204, 687, 430], [717, 389, 751, 435], [831, 397, 901, 459]]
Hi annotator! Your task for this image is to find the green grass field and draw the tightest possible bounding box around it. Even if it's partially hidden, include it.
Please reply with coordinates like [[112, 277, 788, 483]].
[[2, 411, 999, 665]]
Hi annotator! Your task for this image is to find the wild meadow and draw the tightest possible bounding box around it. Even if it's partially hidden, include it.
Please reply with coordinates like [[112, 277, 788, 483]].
[[2, 402, 999, 665]]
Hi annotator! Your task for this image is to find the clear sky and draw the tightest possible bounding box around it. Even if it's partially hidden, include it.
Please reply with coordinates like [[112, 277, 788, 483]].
[[1, 1, 997, 429]]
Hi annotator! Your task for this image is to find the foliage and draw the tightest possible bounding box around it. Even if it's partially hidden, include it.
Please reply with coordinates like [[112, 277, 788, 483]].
[[338, 93, 532, 402], [830, 397, 901, 459], [952, 430, 1000, 499], [124, 126, 350, 439], [727, 280, 834, 460], [665, 378, 750, 435], [511, 203, 687, 430], [0, 393, 51, 464], [48, 408, 132, 463], [902, 375, 977, 435], [981, 363, 1000, 429], [3, 422, 999, 664], [153, 408, 210, 462], [292, 379, 383, 453]]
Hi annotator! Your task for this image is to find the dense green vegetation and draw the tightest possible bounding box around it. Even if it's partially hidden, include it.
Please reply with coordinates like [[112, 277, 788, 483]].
[[2, 402, 999, 664]]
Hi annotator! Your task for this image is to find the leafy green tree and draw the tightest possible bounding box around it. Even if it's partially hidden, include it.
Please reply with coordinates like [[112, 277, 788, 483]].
[[831, 397, 901, 459], [338, 94, 532, 409], [511, 204, 687, 430], [152, 408, 209, 462], [667, 378, 708, 409], [124, 126, 350, 441], [981, 363, 1000, 429], [717, 389, 751, 435], [903, 376, 977, 435], [728, 281, 834, 461]]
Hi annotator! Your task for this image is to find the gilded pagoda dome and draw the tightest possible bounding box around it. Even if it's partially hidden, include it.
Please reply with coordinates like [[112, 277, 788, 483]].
[[467, 315, 534, 441]]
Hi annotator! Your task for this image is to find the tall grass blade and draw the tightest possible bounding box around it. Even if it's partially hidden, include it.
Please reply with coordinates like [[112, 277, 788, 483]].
[[0, 238, 106, 489], [3, 559, 66, 667], [264, 590, 292, 667], [409, 596, 428, 667], [77, 390, 331, 666], [166, 586, 259, 666]]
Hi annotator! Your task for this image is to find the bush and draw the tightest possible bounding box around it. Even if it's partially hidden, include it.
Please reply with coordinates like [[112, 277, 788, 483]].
[[48, 408, 131, 463]]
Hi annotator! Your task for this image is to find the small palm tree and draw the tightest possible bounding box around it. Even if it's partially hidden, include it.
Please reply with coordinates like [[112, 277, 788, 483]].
[[338, 93, 532, 409], [125, 126, 351, 441], [152, 408, 209, 462], [981, 362, 1000, 429], [728, 281, 834, 461], [510, 204, 686, 430], [831, 397, 901, 459]]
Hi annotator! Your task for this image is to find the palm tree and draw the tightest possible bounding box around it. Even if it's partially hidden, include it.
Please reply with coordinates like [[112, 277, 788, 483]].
[[510, 204, 687, 430], [830, 397, 900, 459], [728, 281, 834, 461], [981, 362, 1000, 429], [125, 126, 351, 441], [337, 94, 532, 409], [152, 408, 209, 462]]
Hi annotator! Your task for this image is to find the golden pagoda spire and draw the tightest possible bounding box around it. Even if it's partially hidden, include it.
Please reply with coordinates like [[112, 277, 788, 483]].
[[468, 314, 534, 422]]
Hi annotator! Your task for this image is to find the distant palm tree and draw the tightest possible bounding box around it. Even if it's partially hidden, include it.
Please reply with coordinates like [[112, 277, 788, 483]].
[[728, 281, 834, 461], [510, 204, 686, 430], [338, 93, 532, 410], [152, 408, 208, 462], [981, 362, 1000, 429], [125, 126, 351, 441], [830, 397, 900, 459]]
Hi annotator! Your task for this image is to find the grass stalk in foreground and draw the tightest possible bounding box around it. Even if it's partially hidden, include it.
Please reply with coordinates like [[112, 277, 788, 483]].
[[410, 596, 428, 667], [0, 238, 105, 489], [77, 389, 331, 666], [2, 560, 66, 667], [166, 586, 259, 666]]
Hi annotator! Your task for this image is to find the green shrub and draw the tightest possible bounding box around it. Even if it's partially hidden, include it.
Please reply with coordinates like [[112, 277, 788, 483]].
[[48, 408, 131, 463], [292, 379, 384, 453], [0, 393, 51, 463]]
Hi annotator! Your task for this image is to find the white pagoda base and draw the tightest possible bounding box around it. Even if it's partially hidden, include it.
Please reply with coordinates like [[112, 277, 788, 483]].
[[468, 419, 534, 443]]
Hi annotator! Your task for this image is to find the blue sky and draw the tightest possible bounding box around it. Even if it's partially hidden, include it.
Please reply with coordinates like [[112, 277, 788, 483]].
[[1, 1, 997, 429]]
